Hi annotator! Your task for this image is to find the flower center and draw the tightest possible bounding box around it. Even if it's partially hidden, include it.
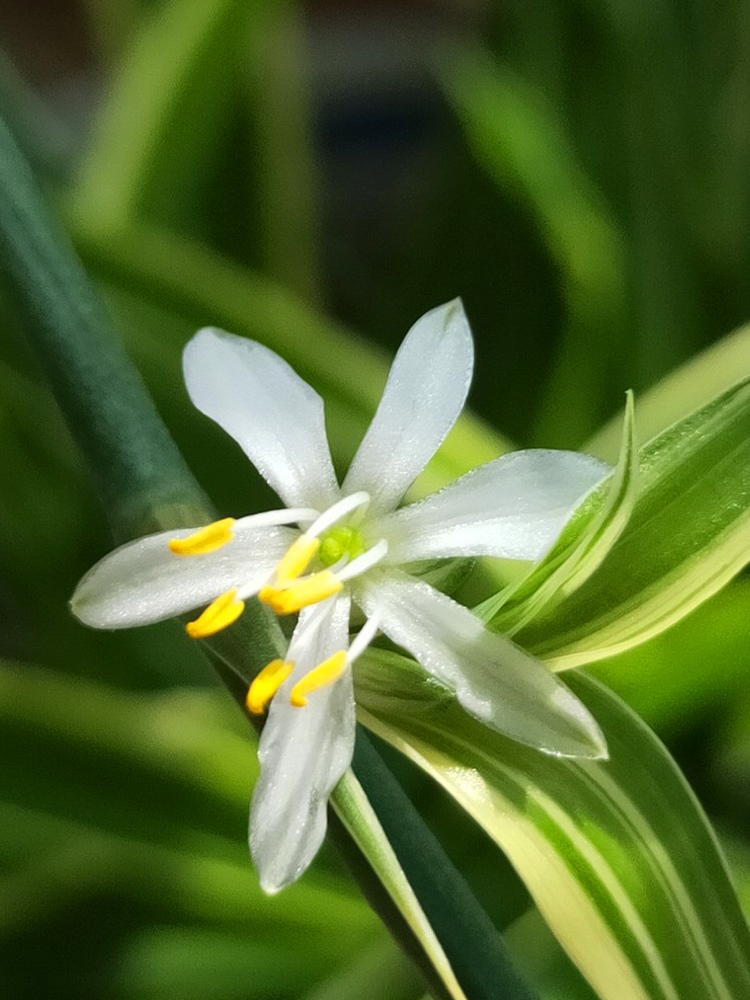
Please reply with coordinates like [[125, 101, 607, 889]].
[[176, 493, 387, 649], [318, 525, 366, 567], [259, 492, 387, 616]]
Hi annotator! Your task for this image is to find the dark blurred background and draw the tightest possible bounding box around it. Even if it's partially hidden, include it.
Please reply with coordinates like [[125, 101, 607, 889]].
[[7, 0, 750, 441]]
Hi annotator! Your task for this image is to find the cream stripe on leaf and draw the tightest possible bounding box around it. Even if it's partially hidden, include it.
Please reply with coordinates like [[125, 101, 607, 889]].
[[354, 650, 750, 1000]]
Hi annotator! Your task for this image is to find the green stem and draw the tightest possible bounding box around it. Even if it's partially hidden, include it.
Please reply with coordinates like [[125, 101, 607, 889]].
[[349, 732, 538, 1000], [0, 113, 208, 542]]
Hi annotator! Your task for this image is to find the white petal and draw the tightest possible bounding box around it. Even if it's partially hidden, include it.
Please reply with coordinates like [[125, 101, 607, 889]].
[[71, 523, 294, 629], [375, 450, 609, 564], [250, 596, 355, 893], [343, 300, 474, 514], [184, 328, 340, 510], [359, 571, 606, 758]]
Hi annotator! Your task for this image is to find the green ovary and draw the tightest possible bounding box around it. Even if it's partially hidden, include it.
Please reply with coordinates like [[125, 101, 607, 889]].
[[318, 525, 366, 567]]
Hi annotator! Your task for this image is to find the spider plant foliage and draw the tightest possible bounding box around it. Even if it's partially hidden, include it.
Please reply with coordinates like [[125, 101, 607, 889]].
[[1, 2, 750, 996]]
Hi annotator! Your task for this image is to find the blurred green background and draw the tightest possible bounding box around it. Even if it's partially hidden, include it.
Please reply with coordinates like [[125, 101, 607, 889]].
[[1, 0, 750, 997]]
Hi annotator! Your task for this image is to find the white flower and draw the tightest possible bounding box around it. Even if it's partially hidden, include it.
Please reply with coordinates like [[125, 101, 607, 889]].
[[71, 300, 609, 892]]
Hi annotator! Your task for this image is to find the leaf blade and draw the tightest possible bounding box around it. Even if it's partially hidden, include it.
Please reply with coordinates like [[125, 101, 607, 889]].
[[481, 392, 638, 635], [355, 651, 750, 1000], [513, 377, 750, 668], [332, 769, 469, 1000]]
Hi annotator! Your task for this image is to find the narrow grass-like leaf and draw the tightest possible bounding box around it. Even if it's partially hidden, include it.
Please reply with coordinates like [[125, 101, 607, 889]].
[[0, 50, 72, 180], [342, 732, 538, 1000], [481, 393, 637, 634], [590, 578, 750, 736], [298, 939, 425, 1000], [0, 661, 378, 936], [0, 104, 285, 683], [355, 650, 750, 1000], [0, 114, 209, 540], [513, 377, 750, 668], [333, 769, 468, 1000], [244, 0, 321, 302], [219, 655, 535, 1000]]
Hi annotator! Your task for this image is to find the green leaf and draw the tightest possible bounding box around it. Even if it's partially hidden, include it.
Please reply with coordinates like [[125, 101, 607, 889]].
[[332, 769, 469, 1000], [0, 113, 210, 541], [340, 732, 538, 1000], [0, 661, 375, 929], [297, 939, 426, 1000], [513, 376, 750, 669], [589, 578, 750, 737], [75, 0, 320, 301], [219, 652, 537, 1000], [243, 0, 321, 302], [355, 650, 750, 1000], [480, 392, 637, 635], [0, 105, 287, 677], [0, 50, 72, 180]]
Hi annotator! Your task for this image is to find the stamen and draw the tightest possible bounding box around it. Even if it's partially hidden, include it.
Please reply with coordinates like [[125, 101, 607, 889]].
[[246, 658, 294, 715], [274, 535, 320, 583], [169, 518, 235, 556], [288, 615, 380, 710], [259, 571, 343, 615], [338, 539, 389, 582], [290, 650, 348, 707], [234, 507, 319, 530], [307, 491, 370, 540], [347, 614, 381, 663], [260, 493, 381, 617], [186, 589, 245, 638]]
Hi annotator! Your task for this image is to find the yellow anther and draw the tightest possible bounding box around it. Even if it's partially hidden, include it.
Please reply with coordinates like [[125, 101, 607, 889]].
[[246, 658, 294, 715], [274, 535, 320, 583], [169, 518, 236, 556], [290, 650, 348, 707], [186, 588, 245, 639], [259, 571, 343, 615]]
